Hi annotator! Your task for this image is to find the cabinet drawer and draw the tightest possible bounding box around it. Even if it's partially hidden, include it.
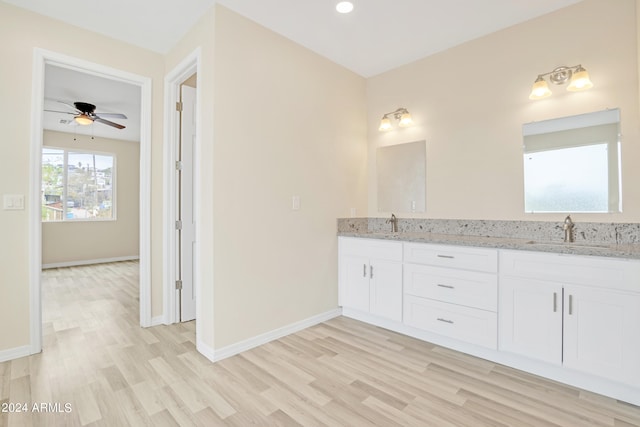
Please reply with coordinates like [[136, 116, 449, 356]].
[[403, 295, 497, 349], [500, 250, 640, 293], [404, 264, 497, 311], [339, 237, 403, 262], [404, 243, 497, 273]]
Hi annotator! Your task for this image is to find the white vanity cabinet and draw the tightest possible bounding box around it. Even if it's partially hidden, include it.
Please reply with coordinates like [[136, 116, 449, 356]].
[[338, 237, 403, 322], [403, 243, 499, 349], [499, 250, 640, 386]]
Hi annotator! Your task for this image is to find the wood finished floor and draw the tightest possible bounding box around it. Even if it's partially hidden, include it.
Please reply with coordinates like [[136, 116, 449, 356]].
[[1, 261, 640, 426]]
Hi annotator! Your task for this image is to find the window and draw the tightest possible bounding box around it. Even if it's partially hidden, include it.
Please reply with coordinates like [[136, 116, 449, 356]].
[[42, 148, 115, 221]]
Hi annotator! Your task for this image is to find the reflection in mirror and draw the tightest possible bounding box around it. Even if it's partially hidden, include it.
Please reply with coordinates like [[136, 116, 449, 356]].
[[377, 140, 426, 213], [523, 108, 621, 213]]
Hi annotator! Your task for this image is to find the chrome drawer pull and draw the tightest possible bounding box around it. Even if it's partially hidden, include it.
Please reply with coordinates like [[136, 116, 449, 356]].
[[363, 264, 367, 278], [553, 292, 557, 312], [437, 318, 454, 324], [370, 265, 374, 279], [437, 255, 455, 259], [437, 284, 455, 289]]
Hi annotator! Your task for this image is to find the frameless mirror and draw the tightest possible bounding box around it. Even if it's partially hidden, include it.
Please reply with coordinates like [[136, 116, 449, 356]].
[[377, 140, 426, 213], [523, 108, 621, 213]]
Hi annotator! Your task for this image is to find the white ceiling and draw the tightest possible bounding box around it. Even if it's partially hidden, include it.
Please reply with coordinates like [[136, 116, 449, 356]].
[[6, 0, 582, 77], [216, 0, 583, 77]]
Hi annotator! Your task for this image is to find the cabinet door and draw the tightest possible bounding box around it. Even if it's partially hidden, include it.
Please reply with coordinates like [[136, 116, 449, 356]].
[[499, 277, 563, 365], [369, 259, 403, 322], [563, 285, 640, 385], [340, 255, 370, 313]]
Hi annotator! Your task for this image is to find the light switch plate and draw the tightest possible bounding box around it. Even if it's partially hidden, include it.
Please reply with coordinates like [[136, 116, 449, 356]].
[[3, 194, 25, 210], [292, 195, 300, 211]]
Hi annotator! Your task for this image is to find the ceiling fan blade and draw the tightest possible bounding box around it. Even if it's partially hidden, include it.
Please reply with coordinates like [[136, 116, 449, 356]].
[[95, 112, 128, 119], [56, 100, 81, 113], [94, 117, 126, 129], [44, 109, 76, 115]]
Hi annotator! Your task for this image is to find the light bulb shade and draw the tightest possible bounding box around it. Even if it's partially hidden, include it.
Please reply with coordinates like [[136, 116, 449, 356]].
[[74, 114, 93, 125], [398, 112, 413, 127], [529, 77, 552, 100], [567, 67, 593, 92], [378, 117, 392, 131]]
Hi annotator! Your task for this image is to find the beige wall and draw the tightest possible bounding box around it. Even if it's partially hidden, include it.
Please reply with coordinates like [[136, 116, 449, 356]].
[[367, 0, 640, 223], [211, 6, 368, 348], [41, 131, 139, 265], [0, 3, 164, 353]]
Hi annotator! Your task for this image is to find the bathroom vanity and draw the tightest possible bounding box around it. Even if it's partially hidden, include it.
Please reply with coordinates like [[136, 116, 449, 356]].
[[337, 226, 640, 405]]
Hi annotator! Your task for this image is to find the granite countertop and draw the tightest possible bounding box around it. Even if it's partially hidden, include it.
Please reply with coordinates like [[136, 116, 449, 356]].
[[337, 231, 640, 260]]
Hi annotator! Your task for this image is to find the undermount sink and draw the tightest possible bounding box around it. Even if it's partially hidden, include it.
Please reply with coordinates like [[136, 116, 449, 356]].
[[525, 241, 611, 250]]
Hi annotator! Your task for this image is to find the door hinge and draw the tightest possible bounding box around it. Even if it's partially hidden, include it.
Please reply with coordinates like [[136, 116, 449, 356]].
[[176, 101, 183, 112], [175, 160, 182, 170], [175, 220, 182, 230], [175, 280, 183, 290]]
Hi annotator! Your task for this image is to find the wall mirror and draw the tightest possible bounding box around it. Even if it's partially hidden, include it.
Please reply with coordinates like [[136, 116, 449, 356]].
[[523, 108, 621, 213], [377, 140, 426, 213]]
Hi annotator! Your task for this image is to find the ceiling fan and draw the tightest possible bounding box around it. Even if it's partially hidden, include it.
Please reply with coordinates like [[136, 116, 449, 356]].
[[45, 101, 127, 129]]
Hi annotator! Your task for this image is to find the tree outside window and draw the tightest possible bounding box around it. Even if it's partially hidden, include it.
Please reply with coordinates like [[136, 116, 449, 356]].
[[42, 148, 115, 221]]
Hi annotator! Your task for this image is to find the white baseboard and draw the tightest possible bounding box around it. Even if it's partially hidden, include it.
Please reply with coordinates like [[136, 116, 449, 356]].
[[197, 338, 217, 362], [42, 255, 140, 269], [204, 308, 342, 363], [150, 316, 164, 327], [0, 345, 32, 363]]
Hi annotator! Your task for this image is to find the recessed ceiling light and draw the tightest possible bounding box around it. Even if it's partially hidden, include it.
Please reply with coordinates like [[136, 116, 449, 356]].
[[336, 1, 354, 14]]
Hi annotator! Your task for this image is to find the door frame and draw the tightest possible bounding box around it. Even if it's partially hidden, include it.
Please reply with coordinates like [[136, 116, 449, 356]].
[[162, 49, 202, 326], [29, 48, 153, 354]]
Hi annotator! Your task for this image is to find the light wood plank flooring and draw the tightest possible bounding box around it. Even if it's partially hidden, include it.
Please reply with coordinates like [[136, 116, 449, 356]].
[[1, 261, 640, 426]]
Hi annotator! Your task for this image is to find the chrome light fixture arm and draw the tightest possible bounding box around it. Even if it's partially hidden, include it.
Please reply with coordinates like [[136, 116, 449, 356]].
[[379, 107, 413, 131]]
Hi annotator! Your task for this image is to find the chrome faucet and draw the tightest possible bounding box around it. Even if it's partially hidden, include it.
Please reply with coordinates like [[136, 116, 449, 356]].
[[386, 213, 398, 233], [563, 215, 575, 243]]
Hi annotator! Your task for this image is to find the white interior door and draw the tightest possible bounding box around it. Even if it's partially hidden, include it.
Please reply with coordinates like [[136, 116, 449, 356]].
[[179, 84, 196, 322]]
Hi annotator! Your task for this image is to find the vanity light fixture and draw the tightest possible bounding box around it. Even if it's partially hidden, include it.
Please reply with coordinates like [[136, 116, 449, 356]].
[[529, 64, 593, 100], [378, 107, 413, 131], [74, 113, 93, 126], [336, 1, 354, 14]]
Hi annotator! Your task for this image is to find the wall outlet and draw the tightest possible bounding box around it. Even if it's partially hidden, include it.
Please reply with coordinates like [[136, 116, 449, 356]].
[[350, 208, 357, 217], [292, 195, 300, 211]]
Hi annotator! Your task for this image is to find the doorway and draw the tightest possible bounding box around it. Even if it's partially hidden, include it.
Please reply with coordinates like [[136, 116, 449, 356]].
[[29, 49, 153, 354], [177, 79, 197, 322], [163, 49, 201, 328]]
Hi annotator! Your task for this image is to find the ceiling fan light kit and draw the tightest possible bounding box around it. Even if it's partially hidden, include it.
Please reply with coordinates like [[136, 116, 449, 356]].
[[45, 101, 128, 129]]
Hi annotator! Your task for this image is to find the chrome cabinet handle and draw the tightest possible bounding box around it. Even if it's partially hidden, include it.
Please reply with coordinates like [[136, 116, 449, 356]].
[[370, 265, 374, 279], [437, 255, 455, 259], [437, 284, 455, 289], [553, 292, 557, 312], [437, 318, 454, 324], [363, 264, 367, 278], [569, 295, 573, 315]]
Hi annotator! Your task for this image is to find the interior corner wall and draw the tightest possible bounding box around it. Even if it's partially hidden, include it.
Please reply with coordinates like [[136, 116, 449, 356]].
[[0, 2, 165, 353], [367, 0, 640, 223], [212, 6, 368, 349], [41, 130, 140, 266]]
